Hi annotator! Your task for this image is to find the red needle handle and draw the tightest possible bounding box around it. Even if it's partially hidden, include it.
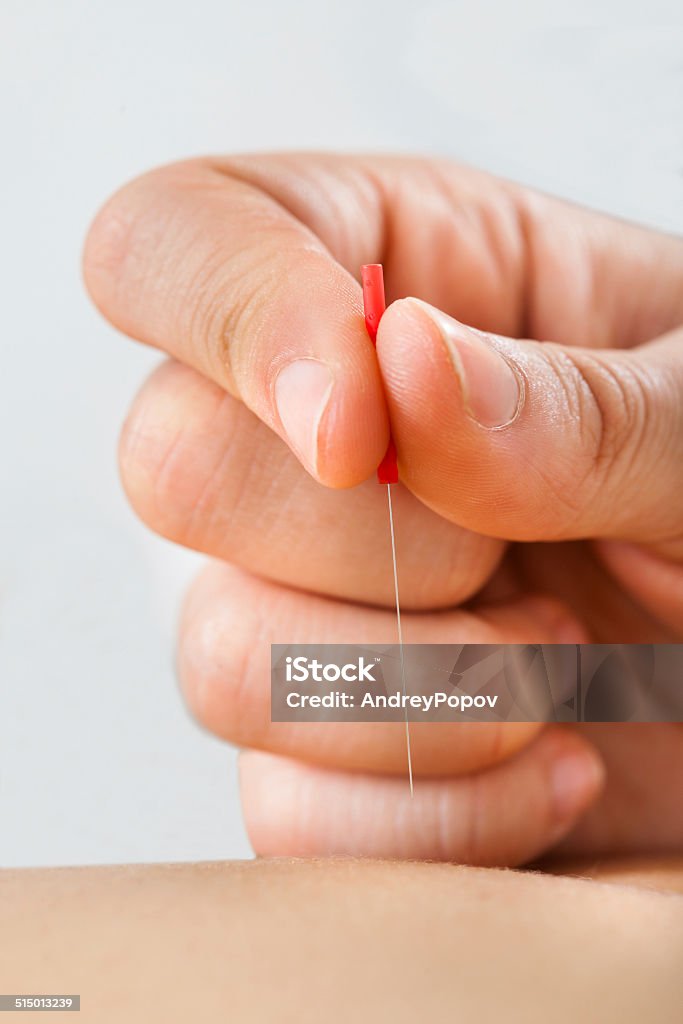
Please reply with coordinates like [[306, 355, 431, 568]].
[[361, 264, 399, 484]]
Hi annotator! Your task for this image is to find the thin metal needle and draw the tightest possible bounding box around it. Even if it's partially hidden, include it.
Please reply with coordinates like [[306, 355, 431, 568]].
[[386, 483, 414, 796]]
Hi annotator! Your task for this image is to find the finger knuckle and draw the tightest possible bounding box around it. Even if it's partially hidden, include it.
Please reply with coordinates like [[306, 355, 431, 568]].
[[82, 161, 209, 324], [82, 192, 135, 308], [177, 567, 267, 742], [118, 362, 227, 542], [178, 601, 230, 730], [549, 348, 650, 495]]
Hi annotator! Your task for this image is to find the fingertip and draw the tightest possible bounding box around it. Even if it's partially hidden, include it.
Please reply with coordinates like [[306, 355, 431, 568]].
[[375, 298, 453, 497], [544, 732, 606, 841], [267, 278, 390, 488], [312, 348, 390, 488], [375, 297, 447, 423], [376, 297, 512, 523]]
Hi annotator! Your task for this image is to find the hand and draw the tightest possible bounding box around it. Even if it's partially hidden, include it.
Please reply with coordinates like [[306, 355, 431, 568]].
[[84, 153, 683, 865]]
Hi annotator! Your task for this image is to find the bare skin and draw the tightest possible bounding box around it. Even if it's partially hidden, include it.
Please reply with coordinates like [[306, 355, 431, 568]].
[[83, 153, 683, 864], [2, 858, 682, 1024], [7, 161, 682, 1018]]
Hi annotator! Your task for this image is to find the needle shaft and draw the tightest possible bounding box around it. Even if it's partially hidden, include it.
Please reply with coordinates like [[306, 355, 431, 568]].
[[386, 483, 414, 796], [361, 262, 412, 794]]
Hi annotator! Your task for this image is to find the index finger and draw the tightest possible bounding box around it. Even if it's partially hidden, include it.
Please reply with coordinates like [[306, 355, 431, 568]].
[[83, 157, 389, 486]]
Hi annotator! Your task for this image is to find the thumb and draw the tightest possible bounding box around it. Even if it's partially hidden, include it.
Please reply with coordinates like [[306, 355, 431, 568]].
[[377, 299, 683, 544]]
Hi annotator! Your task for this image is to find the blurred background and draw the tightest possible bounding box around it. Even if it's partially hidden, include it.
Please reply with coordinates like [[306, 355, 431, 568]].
[[1, 0, 682, 866]]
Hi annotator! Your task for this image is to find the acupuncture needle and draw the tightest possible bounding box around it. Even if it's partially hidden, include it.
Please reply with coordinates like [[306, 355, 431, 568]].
[[361, 263, 414, 796]]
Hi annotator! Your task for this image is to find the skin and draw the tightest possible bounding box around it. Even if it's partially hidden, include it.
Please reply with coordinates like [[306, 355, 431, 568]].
[[83, 153, 683, 864], [2, 859, 683, 1024]]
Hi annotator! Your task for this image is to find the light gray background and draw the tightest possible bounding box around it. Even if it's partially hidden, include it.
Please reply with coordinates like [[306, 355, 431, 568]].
[[1, 1, 682, 867]]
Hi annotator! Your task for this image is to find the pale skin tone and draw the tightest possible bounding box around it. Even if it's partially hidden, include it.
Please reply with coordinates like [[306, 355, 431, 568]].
[[5, 152, 681, 1018], [81, 152, 683, 865], [2, 859, 682, 1023]]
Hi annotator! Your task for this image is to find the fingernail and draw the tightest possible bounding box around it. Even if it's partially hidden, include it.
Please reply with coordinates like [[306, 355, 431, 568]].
[[274, 359, 334, 475], [411, 300, 522, 428], [550, 750, 604, 823]]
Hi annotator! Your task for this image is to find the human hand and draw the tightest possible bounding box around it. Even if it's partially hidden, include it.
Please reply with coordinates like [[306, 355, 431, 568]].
[[84, 153, 683, 864]]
